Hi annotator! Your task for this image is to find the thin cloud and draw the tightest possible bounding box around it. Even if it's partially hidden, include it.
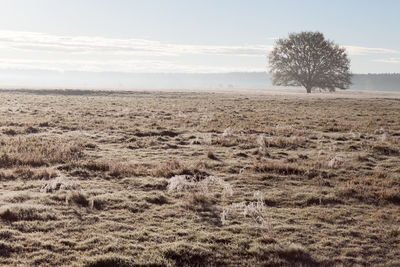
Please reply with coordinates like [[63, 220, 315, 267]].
[[0, 30, 272, 57], [344, 45, 399, 56], [0, 30, 398, 73], [0, 58, 265, 73], [373, 58, 400, 64]]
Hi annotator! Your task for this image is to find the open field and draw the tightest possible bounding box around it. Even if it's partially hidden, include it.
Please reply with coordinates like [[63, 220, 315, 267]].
[[0, 89, 399, 266]]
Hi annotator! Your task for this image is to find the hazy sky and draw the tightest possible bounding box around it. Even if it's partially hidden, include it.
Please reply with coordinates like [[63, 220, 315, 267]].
[[0, 0, 399, 73]]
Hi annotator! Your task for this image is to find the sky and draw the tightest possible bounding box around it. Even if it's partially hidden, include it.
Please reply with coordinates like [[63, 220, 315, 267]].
[[0, 0, 399, 74]]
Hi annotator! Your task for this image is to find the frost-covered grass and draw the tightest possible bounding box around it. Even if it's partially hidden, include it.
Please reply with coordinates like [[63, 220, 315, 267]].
[[0, 90, 399, 266]]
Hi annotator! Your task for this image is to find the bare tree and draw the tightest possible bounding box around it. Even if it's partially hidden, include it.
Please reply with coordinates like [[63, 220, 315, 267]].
[[269, 31, 352, 93]]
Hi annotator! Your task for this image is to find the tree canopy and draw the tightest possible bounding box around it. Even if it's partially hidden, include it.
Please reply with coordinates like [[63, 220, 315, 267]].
[[268, 31, 352, 93]]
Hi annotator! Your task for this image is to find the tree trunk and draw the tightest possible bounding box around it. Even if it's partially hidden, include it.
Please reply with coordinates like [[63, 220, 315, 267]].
[[306, 86, 312, 93]]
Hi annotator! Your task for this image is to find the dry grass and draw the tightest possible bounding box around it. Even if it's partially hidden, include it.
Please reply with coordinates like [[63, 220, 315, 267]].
[[0, 136, 83, 167], [257, 134, 308, 149], [66, 190, 89, 207], [338, 172, 400, 204], [0, 167, 56, 181], [0, 204, 55, 222], [152, 159, 208, 178], [0, 90, 399, 266], [82, 160, 148, 178], [253, 160, 307, 175], [371, 143, 399, 156]]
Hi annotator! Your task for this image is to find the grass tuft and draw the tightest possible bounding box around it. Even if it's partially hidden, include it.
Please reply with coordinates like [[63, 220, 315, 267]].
[[85, 255, 133, 267], [0, 242, 12, 258], [163, 242, 212, 267], [0, 204, 55, 222], [253, 160, 307, 175], [338, 172, 400, 204], [66, 190, 89, 207]]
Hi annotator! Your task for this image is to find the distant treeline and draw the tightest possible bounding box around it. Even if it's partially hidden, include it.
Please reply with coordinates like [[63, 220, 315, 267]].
[[350, 74, 400, 92], [0, 70, 399, 91]]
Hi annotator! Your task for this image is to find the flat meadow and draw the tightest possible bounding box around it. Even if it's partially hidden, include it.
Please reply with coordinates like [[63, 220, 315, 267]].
[[0, 89, 399, 266]]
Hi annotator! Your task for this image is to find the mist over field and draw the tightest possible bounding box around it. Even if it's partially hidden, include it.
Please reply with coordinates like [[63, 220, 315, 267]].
[[1, 70, 399, 92]]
